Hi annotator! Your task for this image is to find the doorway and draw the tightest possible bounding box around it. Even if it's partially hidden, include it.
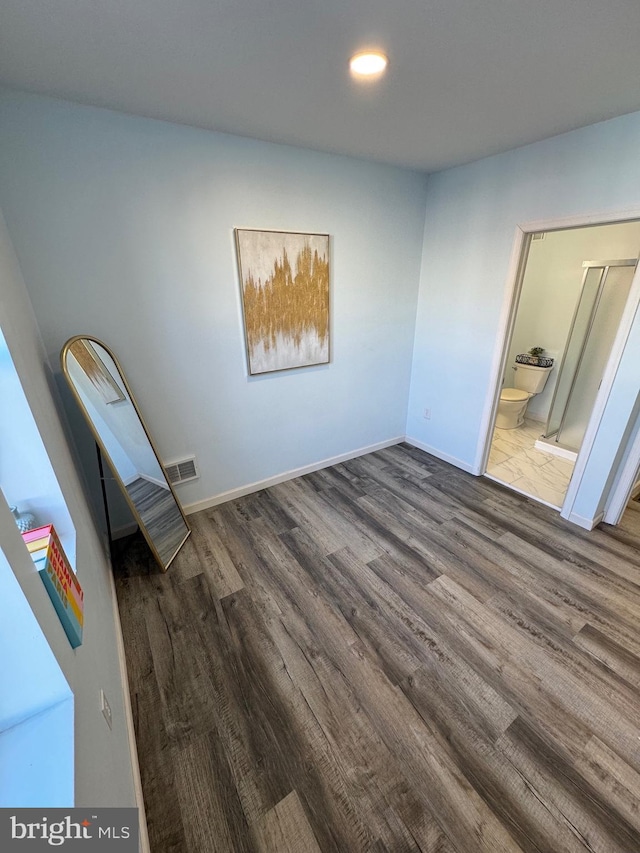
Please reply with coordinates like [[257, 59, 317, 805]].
[[483, 219, 640, 510]]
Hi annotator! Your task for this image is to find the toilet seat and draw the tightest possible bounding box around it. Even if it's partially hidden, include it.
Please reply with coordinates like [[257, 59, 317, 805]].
[[500, 387, 529, 402]]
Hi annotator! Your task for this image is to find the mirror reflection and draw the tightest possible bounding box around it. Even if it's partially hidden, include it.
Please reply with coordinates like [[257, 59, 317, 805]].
[[61, 336, 190, 570]]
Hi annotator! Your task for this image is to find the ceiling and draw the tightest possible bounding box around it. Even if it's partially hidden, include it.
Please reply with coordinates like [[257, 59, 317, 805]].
[[1, 0, 640, 172]]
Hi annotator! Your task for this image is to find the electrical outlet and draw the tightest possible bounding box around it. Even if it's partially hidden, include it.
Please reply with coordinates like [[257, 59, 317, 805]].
[[100, 690, 113, 730], [423, 408, 431, 420]]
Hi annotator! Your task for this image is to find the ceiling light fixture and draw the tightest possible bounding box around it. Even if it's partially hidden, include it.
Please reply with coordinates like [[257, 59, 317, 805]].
[[349, 51, 388, 78]]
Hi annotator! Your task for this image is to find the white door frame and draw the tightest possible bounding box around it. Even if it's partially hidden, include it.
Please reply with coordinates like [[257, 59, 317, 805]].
[[561, 271, 640, 527], [475, 224, 529, 475], [603, 414, 640, 524], [475, 208, 640, 528]]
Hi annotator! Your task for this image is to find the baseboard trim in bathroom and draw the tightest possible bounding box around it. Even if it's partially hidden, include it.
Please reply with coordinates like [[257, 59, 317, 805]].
[[483, 473, 562, 512], [534, 438, 578, 462]]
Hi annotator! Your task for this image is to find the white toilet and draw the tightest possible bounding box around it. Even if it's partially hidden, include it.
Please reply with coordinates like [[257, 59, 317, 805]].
[[496, 363, 552, 429]]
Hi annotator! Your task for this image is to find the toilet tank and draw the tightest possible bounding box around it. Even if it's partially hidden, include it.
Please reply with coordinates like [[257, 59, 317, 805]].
[[513, 363, 552, 394]]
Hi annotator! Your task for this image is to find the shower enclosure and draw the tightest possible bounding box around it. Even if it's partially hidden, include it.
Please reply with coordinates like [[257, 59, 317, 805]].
[[541, 258, 637, 453]]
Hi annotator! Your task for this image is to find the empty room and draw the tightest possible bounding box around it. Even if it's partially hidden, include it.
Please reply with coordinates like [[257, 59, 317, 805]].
[[1, 2, 640, 851]]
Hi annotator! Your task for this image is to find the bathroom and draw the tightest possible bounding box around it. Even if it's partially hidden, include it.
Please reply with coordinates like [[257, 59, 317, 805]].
[[486, 219, 640, 508]]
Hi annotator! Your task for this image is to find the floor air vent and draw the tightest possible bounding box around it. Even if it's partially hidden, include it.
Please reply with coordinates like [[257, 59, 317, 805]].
[[164, 456, 199, 485]]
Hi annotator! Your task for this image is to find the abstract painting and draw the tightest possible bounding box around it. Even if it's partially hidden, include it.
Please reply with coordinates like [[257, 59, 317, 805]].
[[69, 339, 125, 404], [235, 229, 330, 375]]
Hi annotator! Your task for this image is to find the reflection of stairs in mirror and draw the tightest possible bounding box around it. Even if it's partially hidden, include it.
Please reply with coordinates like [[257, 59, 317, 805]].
[[126, 478, 187, 562]]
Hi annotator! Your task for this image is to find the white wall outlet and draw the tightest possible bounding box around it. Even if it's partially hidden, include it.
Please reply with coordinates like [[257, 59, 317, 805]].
[[423, 408, 431, 420], [100, 689, 113, 730]]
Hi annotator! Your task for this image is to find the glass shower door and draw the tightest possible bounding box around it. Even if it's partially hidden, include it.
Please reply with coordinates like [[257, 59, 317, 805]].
[[544, 266, 604, 440], [557, 262, 636, 449]]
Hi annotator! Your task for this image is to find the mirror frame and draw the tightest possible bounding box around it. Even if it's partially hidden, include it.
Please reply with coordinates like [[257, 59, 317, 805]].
[[61, 335, 190, 571]]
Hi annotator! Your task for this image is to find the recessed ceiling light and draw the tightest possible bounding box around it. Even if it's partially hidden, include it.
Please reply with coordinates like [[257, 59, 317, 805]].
[[349, 51, 388, 78]]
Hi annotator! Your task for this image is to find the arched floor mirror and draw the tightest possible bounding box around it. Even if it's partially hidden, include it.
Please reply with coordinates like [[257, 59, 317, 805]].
[[61, 336, 190, 571]]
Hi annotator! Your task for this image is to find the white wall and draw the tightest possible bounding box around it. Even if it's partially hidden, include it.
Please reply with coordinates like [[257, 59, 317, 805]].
[[0, 210, 138, 807], [506, 221, 640, 423], [407, 110, 640, 517], [0, 90, 428, 508]]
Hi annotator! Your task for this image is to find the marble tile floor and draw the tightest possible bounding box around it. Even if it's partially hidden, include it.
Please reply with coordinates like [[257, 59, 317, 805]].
[[486, 418, 575, 508]]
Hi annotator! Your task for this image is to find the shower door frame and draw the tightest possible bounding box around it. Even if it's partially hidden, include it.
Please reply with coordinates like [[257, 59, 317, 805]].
[[477, 209, 640, 529], [542, 258, 637, 448]]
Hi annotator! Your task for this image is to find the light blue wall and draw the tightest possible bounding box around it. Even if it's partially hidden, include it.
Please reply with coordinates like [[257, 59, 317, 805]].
[[0, 211, 137, 808], [0, 90, 428, 507], [1, 327, 77, 563], [407, 111, 640, 517], [1, 88, 637, 524], [0, 545, 71, 732], [0, 545, 73, 807]]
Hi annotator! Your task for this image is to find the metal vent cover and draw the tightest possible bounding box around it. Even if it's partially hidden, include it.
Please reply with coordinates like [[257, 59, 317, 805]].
[[164, 456, 199, 485]]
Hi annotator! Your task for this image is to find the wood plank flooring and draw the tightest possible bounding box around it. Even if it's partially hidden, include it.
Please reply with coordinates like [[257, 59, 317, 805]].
[[126, 477, 190, 566], [113, 444, 640, 853]]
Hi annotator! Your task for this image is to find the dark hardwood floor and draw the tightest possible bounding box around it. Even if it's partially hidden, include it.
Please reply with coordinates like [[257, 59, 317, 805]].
[[113, 444, 640, 852]]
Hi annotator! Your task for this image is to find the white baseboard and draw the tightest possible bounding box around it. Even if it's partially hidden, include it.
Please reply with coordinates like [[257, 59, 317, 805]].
[[183, 437, 405, 515], [567, 510, 604, 531], [140, 473, 170, 490], [403, 436, 478, 475], [107, 562, 151, 853], [123, 473, 169, 490]]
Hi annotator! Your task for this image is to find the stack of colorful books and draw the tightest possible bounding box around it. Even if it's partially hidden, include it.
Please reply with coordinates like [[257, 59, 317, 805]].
[[22, 525, 84, 649]]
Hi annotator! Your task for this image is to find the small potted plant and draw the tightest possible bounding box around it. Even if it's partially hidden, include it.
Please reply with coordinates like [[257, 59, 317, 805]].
[[528, 346, 545, 365]]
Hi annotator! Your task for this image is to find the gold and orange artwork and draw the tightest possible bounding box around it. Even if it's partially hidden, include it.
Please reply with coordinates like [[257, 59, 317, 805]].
[[235, 229, 330, 375]]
